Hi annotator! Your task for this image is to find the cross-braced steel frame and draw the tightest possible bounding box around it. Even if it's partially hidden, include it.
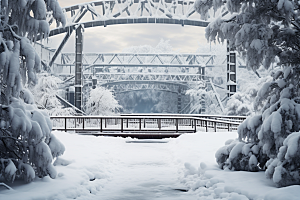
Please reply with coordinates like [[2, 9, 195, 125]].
[[38, 0, 231, 112]]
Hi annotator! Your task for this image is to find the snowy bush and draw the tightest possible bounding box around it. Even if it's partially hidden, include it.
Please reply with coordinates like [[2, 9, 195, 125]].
[[226, 72, 273, 116], [225, 92, 252, 116], [85, 87, 122, 115], [0, 0, 65, 183], [217, 66, 300, 187], [196, 0, 300, 187], [186, 86, 223, 114], [32, 75, 75, 116]]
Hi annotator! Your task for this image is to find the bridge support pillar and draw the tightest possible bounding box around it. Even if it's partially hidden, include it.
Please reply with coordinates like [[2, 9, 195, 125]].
[[177, 88, 182, 113], [200, 94, 206, 114], [75, 25, 84, 111], [226, 40, 237, 97], [198, 65, 205, 80]]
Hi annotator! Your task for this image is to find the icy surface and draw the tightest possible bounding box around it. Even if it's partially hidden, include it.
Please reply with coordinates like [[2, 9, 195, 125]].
[[1, 131, 299, 199]]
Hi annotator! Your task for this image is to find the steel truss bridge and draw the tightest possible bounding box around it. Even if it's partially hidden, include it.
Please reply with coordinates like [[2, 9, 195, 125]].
[[55, 53, 214, 75], [37, 0, 236, 114], [59, 53, 215, 67], [58, 52, 214, 113], [41, 0, 217, 69], [56, 52, 213, 85]]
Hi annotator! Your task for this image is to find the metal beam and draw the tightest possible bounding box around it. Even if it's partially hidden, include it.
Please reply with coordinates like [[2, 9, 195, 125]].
[[226, 40, 237, 97], [209, 78, 224, 113], [74, 25, 84, 111], [49, 27, 74, 67], [48, 7, 88, 67], [36, 0, 210, 41], [58, 53, 216, 66]]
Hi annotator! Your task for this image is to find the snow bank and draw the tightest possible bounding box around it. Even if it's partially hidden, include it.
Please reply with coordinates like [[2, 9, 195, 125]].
[[0, 131, 121, 199], [170, 132, 300, 200], [1, 131, 300, 199]]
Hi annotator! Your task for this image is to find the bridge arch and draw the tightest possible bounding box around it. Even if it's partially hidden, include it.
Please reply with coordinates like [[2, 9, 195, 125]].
[[44, 0, 211, 40]]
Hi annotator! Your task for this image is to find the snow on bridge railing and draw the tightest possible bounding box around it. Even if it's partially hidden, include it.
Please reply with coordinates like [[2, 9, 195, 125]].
[[121, 113, 247, 123], [50, 115, 244, 134]]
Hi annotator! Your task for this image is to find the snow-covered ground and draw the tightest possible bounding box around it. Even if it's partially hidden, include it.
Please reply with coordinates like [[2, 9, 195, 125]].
[[1, 131, 300, 200]]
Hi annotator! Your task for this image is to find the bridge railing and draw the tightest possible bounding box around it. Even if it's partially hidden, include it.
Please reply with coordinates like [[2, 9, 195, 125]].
[[121, 114, 247, 123], [50, 115, 243, 133]]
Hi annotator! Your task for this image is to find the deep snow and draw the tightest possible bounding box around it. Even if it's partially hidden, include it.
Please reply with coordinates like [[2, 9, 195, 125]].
[[1, 131, 300, 200]]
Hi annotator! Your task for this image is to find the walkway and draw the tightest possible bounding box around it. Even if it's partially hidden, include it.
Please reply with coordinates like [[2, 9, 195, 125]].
[[96, 140, 195, 200]]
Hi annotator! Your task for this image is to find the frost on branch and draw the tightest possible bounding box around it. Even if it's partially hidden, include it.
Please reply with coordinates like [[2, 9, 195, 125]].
[[4, 0, 66, 40], [215, 139, 262, 172], [265, 132, 300, 187], [32, 75, 76, 116], [225, 92, 252, 116], [0, 99, 65, 183], [0, 0, 66, 183], [194, 0, 223, 20], [194, 0, 297, 70], [86, 87, 122, 115]]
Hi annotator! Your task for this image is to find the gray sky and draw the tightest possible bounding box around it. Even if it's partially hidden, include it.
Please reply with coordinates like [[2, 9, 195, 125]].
[[47, 0, 209, 53]]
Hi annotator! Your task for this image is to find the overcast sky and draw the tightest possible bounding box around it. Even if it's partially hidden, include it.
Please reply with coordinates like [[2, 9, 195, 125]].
[[46, 0, 209, 53]]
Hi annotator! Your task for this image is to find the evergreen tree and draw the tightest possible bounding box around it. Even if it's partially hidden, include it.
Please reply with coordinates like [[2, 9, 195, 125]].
[[195, 0, 300, 187], [0, 0, 65, 183]]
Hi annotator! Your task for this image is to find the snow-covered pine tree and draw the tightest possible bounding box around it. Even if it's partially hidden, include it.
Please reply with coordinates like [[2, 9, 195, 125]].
[[0, 0, 66, 183], [195, 0, 300, 187]]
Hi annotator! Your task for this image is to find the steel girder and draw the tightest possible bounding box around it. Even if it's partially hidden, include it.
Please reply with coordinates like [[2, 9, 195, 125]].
[[83, 73, 206, 83], [100, 81, 189, 94], [60, 53, 215, 67]]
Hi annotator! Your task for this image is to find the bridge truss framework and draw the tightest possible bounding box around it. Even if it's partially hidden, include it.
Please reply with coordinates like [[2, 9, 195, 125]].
[[39, 0, 237, 113], [58, 52, 212, 113]]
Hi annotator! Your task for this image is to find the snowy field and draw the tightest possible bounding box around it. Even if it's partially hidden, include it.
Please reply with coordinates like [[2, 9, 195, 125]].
[[1, 131, 300, 200]]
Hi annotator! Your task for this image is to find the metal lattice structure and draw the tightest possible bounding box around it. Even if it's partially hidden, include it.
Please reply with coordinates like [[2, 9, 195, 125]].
[[46, 0, 209, 39], [82, 73, 206, 83], [60, 53, 215, 66], [42, 0, 223, 70], [38, 0, 230, 113], [55, 53, 214, 83], [57, 52, 220, 114], [54, 53, 215, 77]]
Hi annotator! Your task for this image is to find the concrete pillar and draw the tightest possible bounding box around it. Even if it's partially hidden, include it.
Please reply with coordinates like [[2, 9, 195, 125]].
[[75, 25, 84, 110], [227, 40, 237, 97]]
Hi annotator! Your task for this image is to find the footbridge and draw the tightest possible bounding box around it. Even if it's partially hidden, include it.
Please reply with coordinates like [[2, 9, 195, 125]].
[[50, 114, 246, 138]]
